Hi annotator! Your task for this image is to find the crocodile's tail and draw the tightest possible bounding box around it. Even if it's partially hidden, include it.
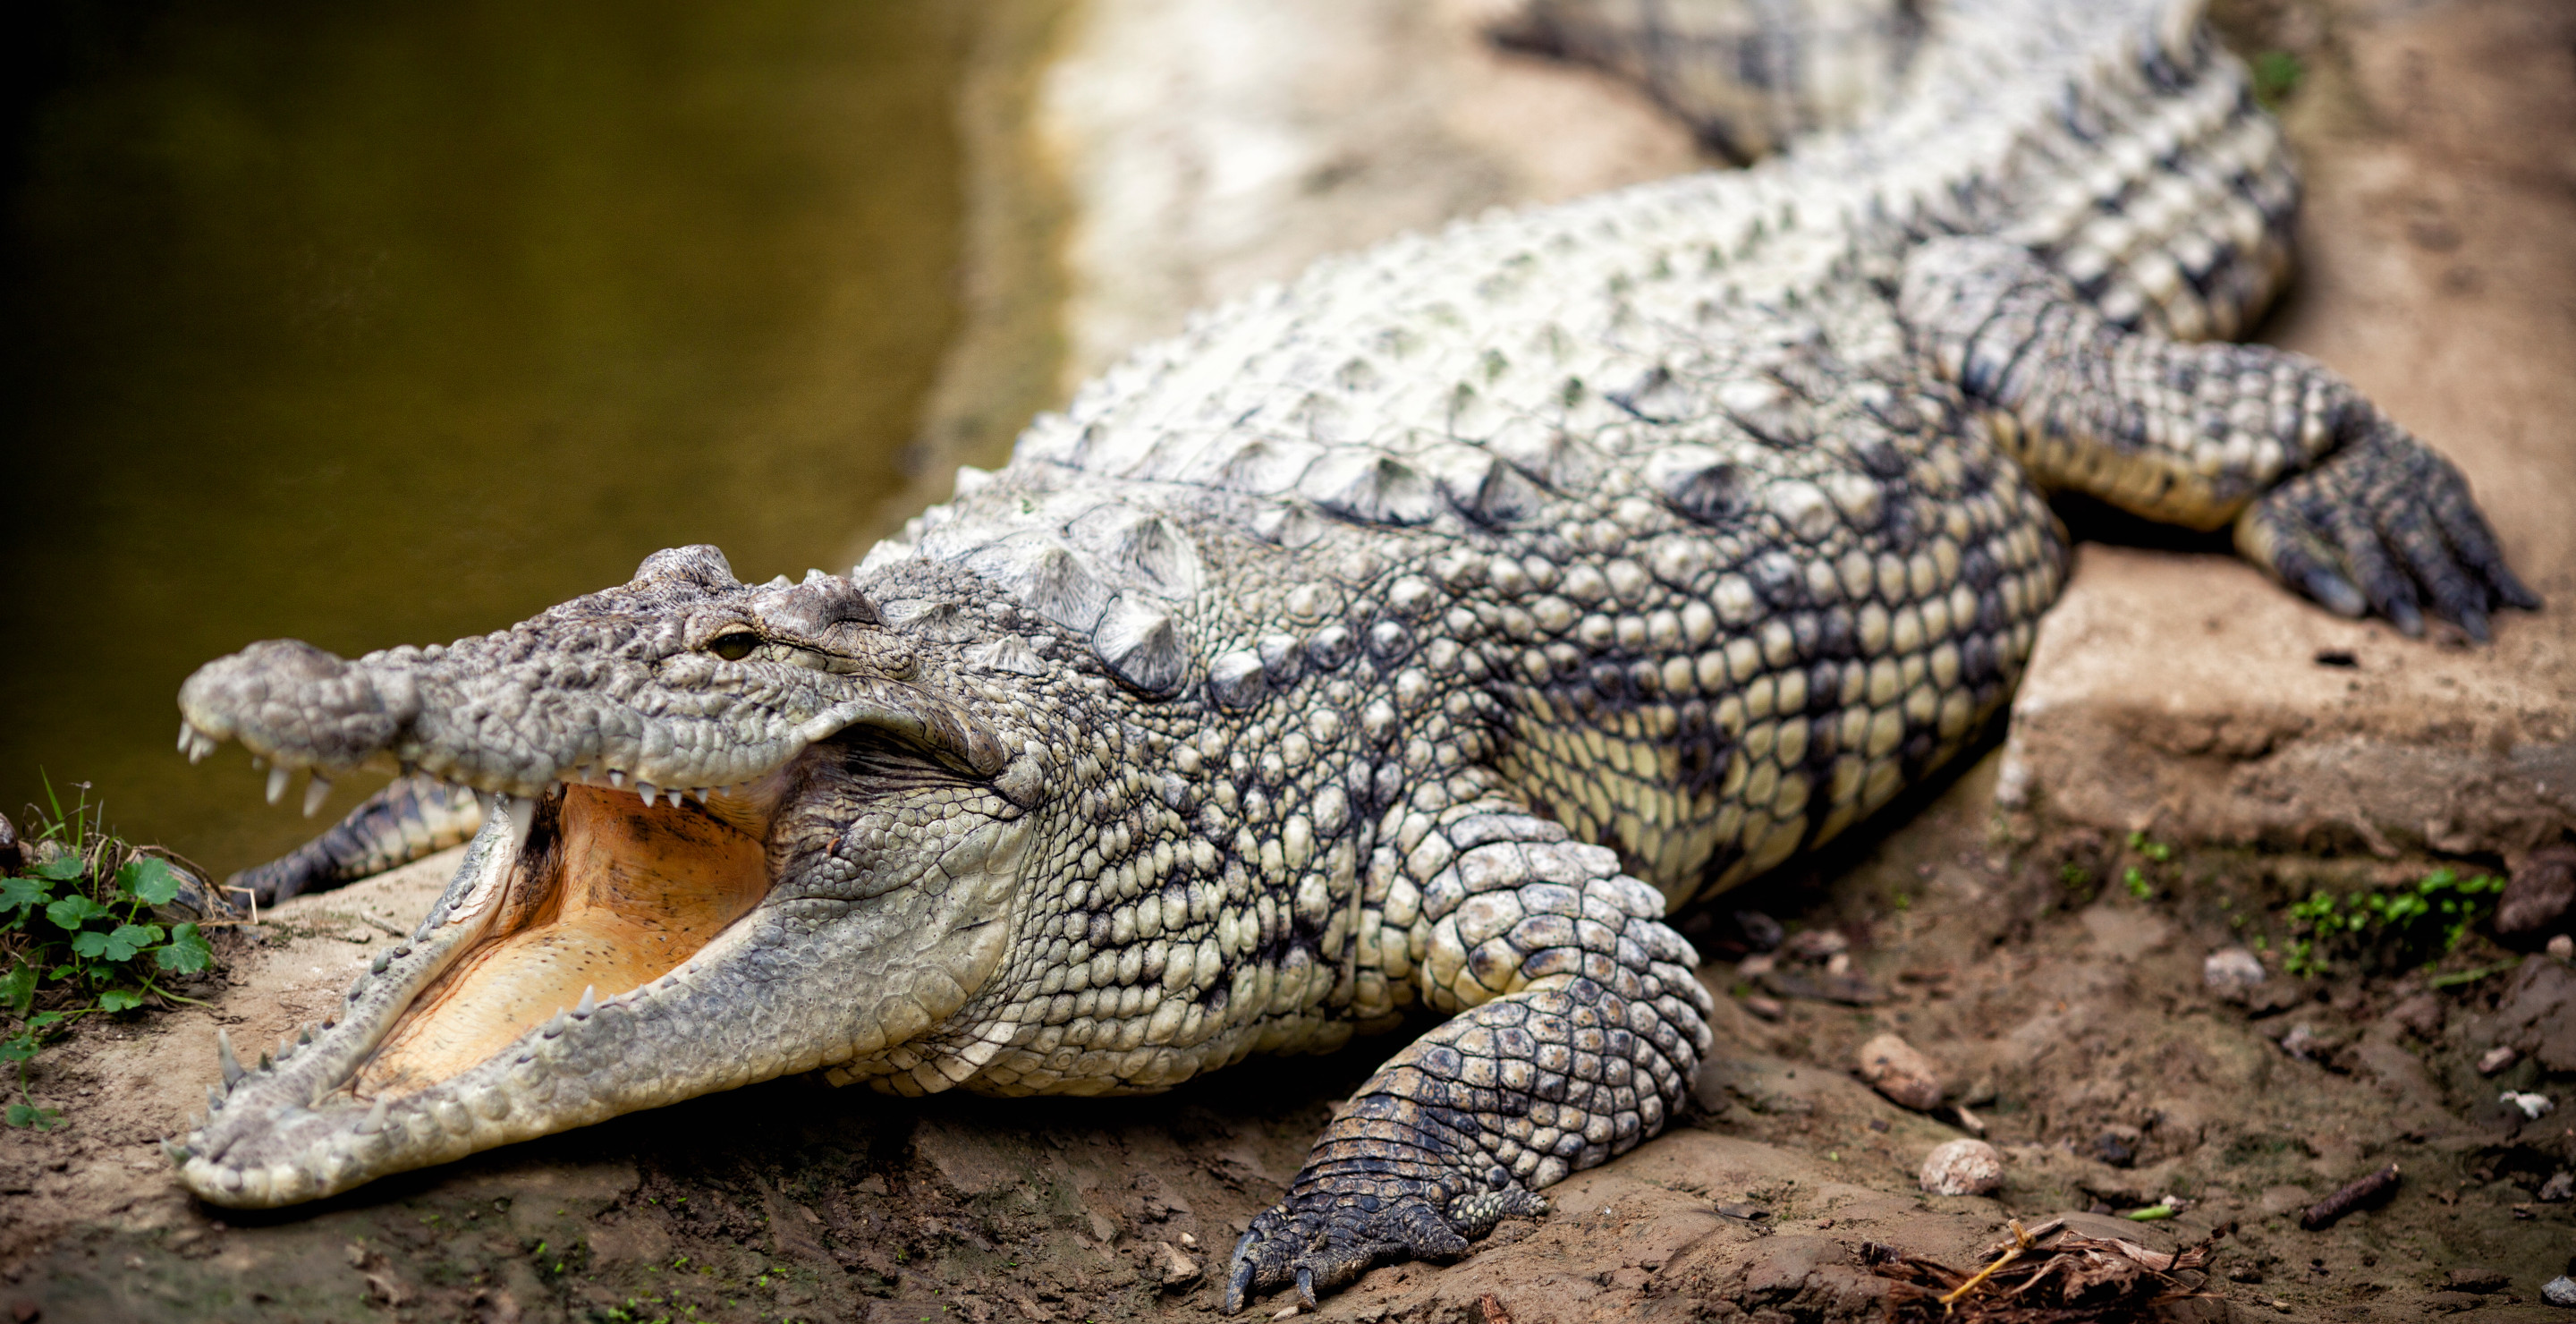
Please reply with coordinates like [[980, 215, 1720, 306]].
[[1968, 0, 2301, 342], [1502, 0, 2300, 341], [1494, 0, 1932, 165]]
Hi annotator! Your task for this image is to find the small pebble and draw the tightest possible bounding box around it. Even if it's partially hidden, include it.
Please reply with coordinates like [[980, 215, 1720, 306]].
[[1785, 929, 1849, 961], [2479, 1046, 2521, 1075], [1741, 995, 1784, 1022], [2502, 1091, 2555, 1120], [1737, 953, 1776, 978], [2546, 1277, 2576, 1309], [2553, 935, 2574, 961], [1856, 1032, 1945, 1111], [1919, 1139, 2004, 1196], [2277, 1024, 2326, 1062], [2444, 1268, 2509, 1294], [2539, 1171, 2573, 1203], [2497, 845, 2576, 939], [2203, 946, 2267, 1000]]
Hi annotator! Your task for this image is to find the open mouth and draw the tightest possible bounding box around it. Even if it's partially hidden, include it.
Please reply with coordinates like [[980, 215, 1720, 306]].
[[170, 763, 805, 1208], [166, 568, 1033, 1208], [344, 785, 772, 1102]]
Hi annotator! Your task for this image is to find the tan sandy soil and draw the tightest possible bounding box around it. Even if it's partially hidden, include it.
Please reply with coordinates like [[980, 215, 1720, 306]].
[[5, 0, 2573, 1320]]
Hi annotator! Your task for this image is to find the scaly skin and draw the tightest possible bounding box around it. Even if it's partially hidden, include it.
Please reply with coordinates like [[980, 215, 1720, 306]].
[[165, 0, 2532, 1313]]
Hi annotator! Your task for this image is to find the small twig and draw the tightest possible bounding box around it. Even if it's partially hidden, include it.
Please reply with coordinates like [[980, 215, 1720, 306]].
[[2302, 1163, 2399, 1230], [1940, 1218, 2044, 1309]]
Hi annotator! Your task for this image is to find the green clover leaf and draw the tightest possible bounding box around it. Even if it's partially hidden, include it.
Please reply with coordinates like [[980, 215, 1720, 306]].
[[118, 858, 183, 907], [0, 876, 50, 914], [156, 924, 215, 974], [45, 895, 110, 930]]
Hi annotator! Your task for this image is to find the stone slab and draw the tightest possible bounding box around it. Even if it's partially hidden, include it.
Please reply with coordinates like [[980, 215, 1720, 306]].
[[2000, 0, 2576, 859]]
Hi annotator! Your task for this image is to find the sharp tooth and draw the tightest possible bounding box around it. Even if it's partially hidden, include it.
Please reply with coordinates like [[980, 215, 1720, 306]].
[[163, 1139, 192, 1166], [207, 1085, 225, 1114], [638, 782, 659, 807], [607, 769, 625, 788], [265, 766, 291, 805], [501, 795, 537, 848], [690, 787, 708, 804], [177, 723, 193, 754], [574, 985, 597, 1017], [217, 1029, 245, 1087], [302, 775, 333, 819], [357, 1097, 390, 1135]]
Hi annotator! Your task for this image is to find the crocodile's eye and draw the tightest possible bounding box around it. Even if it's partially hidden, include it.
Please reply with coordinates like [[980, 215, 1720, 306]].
[[707, 632, 761, 661]]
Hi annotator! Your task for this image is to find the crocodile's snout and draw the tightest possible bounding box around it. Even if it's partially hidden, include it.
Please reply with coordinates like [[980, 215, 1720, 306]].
[[178, 640, 418, 806]]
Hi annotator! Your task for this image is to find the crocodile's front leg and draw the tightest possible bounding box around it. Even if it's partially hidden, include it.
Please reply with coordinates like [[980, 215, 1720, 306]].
[[1224, 806, 1712, 1312], [1900, 235, 2539, 638]]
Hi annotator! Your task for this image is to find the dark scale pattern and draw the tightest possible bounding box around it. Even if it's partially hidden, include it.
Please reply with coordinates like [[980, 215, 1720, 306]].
[[161, 0, 2532, 1310]]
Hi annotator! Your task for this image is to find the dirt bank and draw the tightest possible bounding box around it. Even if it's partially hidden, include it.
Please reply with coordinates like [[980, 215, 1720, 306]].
[[5, 0, 2572, 1320]]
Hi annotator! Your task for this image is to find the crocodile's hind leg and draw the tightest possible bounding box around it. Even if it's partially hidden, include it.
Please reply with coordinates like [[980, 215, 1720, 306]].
[[1224, 803, 1712, 1312], [227, 776, 483, 906], [1900, 235, 2539, 639]]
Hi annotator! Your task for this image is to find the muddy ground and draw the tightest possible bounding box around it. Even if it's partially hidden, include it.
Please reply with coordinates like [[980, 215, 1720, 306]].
[[6, 0, 2575, 1320]]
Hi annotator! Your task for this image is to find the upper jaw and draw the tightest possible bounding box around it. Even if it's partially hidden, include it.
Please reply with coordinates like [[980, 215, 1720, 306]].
[[174, 550, 927, 815]]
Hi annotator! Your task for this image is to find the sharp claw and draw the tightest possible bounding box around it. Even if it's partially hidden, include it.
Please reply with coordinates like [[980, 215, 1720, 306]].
[[1295, 1265, 1317, 1308], [2493, 564, 2544, 611], [2386, 599, 2424, 637], [2456, 605, 2491, 644], [1224, 1256, 1256, 1315], [2302, 568, 2368, 619]]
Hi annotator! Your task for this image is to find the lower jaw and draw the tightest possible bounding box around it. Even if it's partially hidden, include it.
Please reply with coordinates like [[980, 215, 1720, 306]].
[[350, 785, 771, 1100]]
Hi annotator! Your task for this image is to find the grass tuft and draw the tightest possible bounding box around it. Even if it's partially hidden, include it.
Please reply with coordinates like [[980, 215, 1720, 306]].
[[3, 777, 221, 1128]]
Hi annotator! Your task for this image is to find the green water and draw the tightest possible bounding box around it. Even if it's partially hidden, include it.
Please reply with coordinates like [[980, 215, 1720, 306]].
[[0, 0, 970, 876]]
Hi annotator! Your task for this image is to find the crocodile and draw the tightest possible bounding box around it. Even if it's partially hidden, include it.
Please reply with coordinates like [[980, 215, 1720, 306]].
[[163, 0, 2534, 1311]]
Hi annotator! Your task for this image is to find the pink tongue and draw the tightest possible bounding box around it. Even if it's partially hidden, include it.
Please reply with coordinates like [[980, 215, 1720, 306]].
[[355, 787, 767, 1097]]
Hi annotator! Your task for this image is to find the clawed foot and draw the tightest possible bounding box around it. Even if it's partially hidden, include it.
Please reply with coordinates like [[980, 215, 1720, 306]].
[[1221, 1177, 1545, 1313], [2238, 423, 2540, 641]]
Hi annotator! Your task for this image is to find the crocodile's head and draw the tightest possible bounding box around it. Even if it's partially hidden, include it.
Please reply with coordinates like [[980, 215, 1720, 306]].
[[168, 545, 1077, 1206]]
